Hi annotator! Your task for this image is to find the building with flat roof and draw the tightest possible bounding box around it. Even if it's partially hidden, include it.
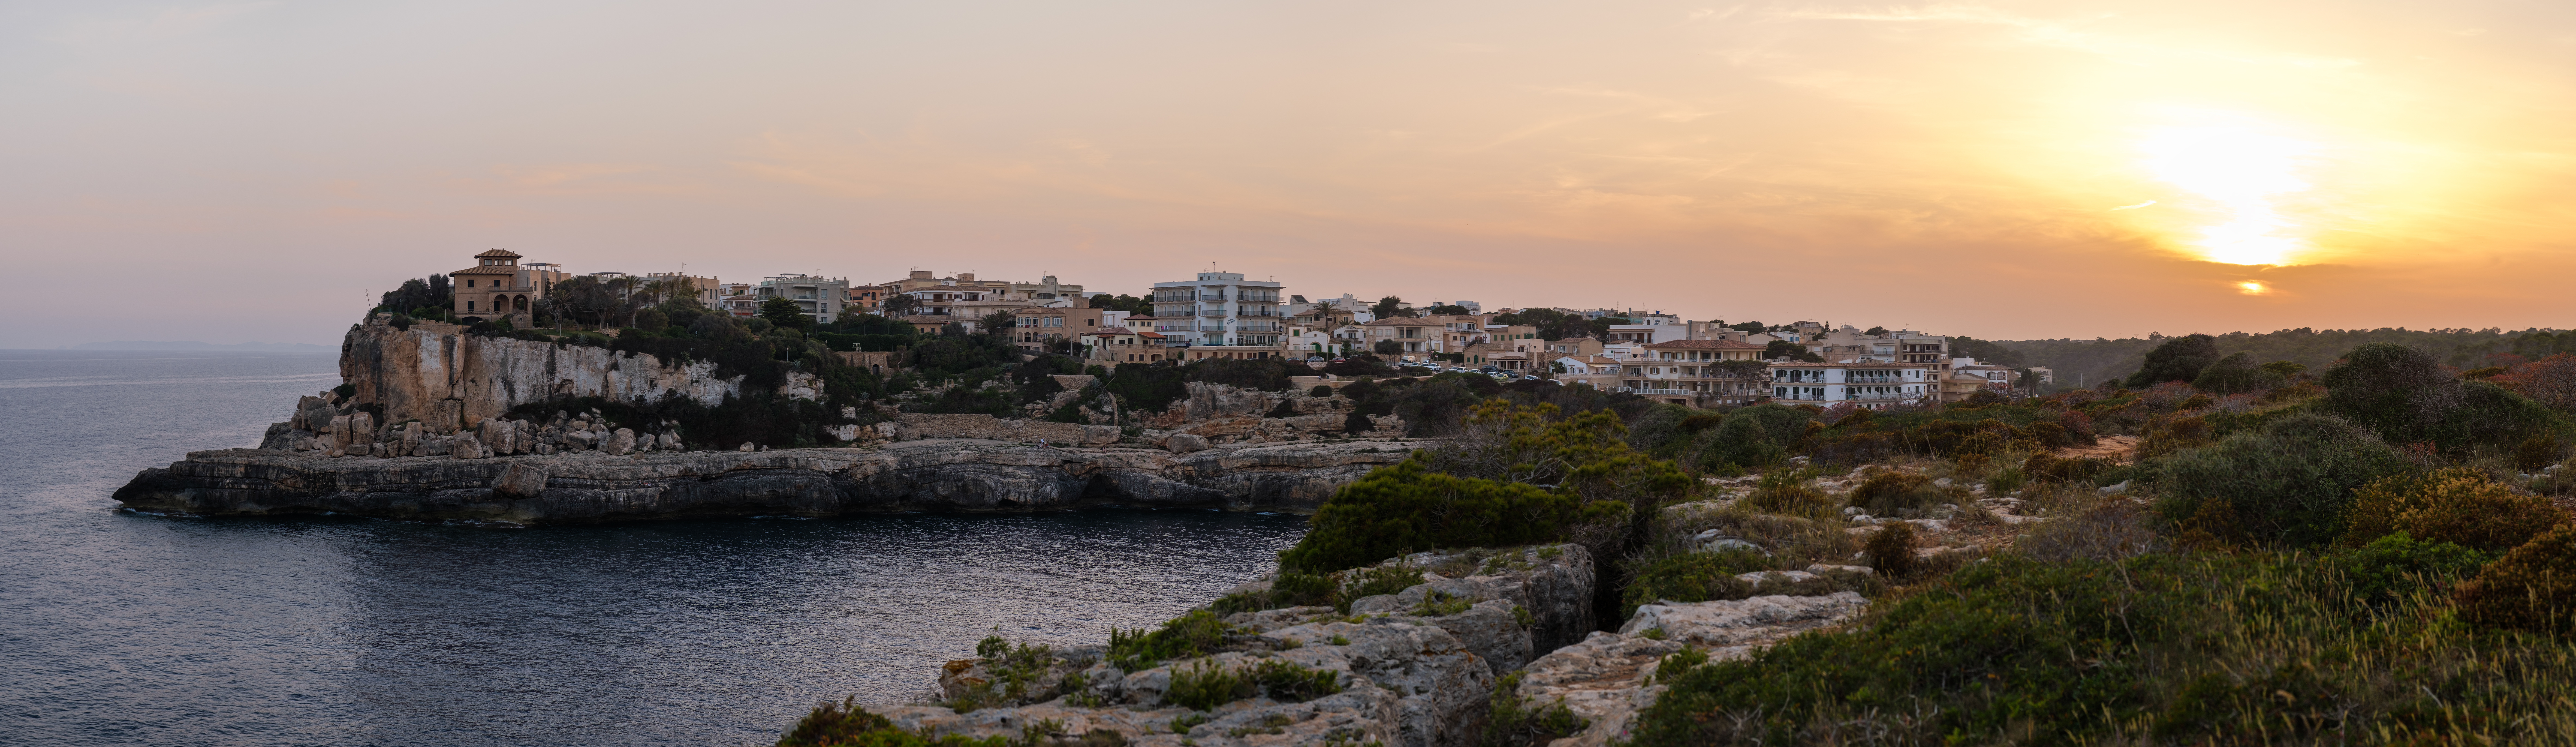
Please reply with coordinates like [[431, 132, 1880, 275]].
[[1150, 271, 1287, 349]]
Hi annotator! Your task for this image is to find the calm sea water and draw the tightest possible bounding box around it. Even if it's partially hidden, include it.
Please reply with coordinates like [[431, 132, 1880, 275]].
[[0, 350, 1310, 746]]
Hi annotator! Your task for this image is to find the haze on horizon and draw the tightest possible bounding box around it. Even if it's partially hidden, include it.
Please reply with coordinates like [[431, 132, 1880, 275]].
[[2, 0, 2569, 349]]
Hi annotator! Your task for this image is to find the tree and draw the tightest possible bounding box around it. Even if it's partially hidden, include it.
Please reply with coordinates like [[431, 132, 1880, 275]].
[[2191, 352, 2285, 394], [978, 310, 1018, 337], [880, 293, 923, 317], [1371, 296, 1415, 319], [1948, 337, 2025, 367], [1372, 340, 1404, 356], [378, 274, 451, 317], [758, 296, 814, 330], [1728, 320, 1765, 334], [2122, 334, 2220, 387], [1428, 304, 1470, 316], [1586, 317, 1633, 338], [1087, 293, 1153, 315], [2496, 354, 2576, 413], [1863, 326, 1888, 336], [1492, 308, 1594, 340], [1764, 340, 1822, 362]]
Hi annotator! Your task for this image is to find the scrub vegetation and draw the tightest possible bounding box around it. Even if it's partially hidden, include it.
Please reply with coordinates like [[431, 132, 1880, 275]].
[[779, 335, 2576, 745]]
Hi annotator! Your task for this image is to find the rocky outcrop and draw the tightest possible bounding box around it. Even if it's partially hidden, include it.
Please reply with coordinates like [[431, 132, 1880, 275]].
[[1516, 593, 1872, 746], [114, 439, 1417, 523], [338, 317, 785, 434], [882, 545, 1598, 747]]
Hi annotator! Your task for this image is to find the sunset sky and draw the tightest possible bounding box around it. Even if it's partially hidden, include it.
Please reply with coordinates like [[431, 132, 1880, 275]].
[[3, 0, 2570, 347]]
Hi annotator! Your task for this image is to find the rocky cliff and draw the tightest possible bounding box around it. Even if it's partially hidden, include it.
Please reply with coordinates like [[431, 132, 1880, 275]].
[[338, 317, 782, 433], [114, 439, 1415, 523]]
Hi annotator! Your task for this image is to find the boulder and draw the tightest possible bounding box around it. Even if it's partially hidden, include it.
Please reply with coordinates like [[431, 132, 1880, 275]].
[[492, 463, 548, 497], [1618, 592, 1869, 649], [605, 428, 636, 456], [1164, 433, 1212, 453]]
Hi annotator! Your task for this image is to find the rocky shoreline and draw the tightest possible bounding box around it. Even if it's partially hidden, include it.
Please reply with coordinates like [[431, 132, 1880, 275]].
[[113, 439, 1415, 524]]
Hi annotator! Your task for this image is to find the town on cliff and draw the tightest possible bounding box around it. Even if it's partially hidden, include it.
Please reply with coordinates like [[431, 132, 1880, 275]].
[[117, 249, 2576, 746]]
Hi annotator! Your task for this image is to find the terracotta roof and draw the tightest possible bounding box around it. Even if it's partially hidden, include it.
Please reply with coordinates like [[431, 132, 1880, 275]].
[[450, 265, 517, 275], [1643, 339, 1767, 350], [474, 249, 523, 259]]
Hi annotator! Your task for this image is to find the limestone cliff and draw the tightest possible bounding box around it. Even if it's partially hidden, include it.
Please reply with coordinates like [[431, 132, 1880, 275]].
[[339, 317, 765, 433], [113, 439, 1415, 523]]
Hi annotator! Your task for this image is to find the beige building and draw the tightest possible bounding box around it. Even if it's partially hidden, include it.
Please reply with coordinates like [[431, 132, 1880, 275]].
[[1086, 328, 1170, 364], [1013, 307, 1109, 354], [1766, 361, 1935, 409], [449, 249, 570, 326], [1614, 339, 1771, 406]]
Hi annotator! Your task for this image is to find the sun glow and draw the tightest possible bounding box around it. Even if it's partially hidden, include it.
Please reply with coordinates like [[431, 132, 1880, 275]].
[[2138, 124, 2320, 266]]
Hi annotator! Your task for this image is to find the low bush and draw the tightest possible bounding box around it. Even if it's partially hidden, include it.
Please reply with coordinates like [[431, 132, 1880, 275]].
[[2020, 453, 2113, 485], [1861, 523, 1919, 581], [1631, 553, 2576, 746], [1845, 472, 1951, 517], [2155, 413, 2409, 548], [1164, 659, 1343, 711], [1278, 457, 1627, 572], [2522, 433, 2567, 471], [1208, 570, 1337, 615], [1107, 610, 1231, 672], [1619, 549, 1770, 615], [2456, 524, 2576, 635], [2343, 468, 2565, 552], [1482, 671, 1588, 747], [2336, 532, 2493, 606]]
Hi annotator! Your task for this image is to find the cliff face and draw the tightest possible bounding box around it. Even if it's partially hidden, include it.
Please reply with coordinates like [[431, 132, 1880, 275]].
[[113, 440, 1414, 524], [341, 320, 746, 432]]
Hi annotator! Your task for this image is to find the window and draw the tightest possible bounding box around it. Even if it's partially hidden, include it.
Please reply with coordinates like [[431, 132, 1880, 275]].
[[465, 279, 475, 288]]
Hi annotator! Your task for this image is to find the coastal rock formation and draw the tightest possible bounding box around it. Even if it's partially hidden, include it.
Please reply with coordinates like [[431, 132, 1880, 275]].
[[889, 545, 1598, 747], [1517, 593, 1872, 746], [115, 439, 1415, 523], [338, 317, 780, 433]]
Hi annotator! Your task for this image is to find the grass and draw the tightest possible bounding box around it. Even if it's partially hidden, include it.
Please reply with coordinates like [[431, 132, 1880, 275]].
[[1165, 658, 1343, 711]]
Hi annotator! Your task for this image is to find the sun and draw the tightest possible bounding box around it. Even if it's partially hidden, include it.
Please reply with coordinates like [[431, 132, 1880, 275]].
[[2237, 281, 2269, 295], [2137, 124, 2320, 266]]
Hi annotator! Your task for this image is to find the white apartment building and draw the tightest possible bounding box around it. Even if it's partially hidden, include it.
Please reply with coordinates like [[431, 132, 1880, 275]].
[[1767, 362, 1934, 408], [755, 274, 850, 325], [1150, 271, 1287, 347]]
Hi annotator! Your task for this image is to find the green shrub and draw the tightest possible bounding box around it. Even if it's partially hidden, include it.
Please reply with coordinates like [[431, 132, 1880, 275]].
[[1861, 523, 1919, 581], [1619, 549, 1768, 614], [1845, 472, 1948, 517], [1277, 456, 1628, 572], [1210, 570, 1337, 615], [2192, 352, 2287, 394], [2456, 524, 2576, 635], [2336, 532, 2493, 605], [1986, 466, 2026, 495], [1165, 659, 1342, 711], [2344, 468, 2565, 552], [1311, 385, 1333, 398], [2155, 413, 2408, 548], [1338, 565, 1426, 612], [1107, 610, 1232, 672], [1483, 671, 1589, 747], [1630, 553, 2576, 746], [2123, 333, 2220, 388], [2020, 453, 2112, 484]]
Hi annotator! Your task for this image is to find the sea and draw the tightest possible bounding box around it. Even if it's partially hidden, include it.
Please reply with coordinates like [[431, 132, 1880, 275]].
[[0, 350, 1311, 746]]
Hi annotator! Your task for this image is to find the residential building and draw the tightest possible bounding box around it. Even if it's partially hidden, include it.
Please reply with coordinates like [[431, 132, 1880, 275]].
[[1540, 337, 1605, 358], [1766, 362, 1935, 409], [1614, 339, 1772, 406], [1086, 328, 1169, 364], [1357, 314, 1486, 360], [716, 283, 759, 318], [1008, 275, 1086, 304], [1553, 355, 1626, 389], [1149, 271, 1288, 348], [1012, 307, 1108, 353], [874, 271, 1016, 318], [754, 274, 851, 325], [449, 249, 571, 325]]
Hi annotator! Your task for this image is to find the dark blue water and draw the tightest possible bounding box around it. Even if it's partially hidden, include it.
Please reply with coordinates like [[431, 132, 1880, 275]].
[[0, 350, 1309, 746]]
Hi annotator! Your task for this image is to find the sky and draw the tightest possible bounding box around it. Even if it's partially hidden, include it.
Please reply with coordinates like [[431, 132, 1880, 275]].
[[3, 0, 2571, 347]]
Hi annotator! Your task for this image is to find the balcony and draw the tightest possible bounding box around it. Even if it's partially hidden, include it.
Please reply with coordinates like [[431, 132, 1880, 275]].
[[1614, 387, 1693, 396], [1198, 308, 1229, 317]]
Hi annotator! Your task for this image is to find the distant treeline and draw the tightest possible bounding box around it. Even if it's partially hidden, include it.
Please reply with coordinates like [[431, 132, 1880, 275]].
[[1989, 328, 2576, 389]]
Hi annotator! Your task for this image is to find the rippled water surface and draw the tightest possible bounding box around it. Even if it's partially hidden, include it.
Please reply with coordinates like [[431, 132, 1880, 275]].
[[0, 350, 1310, 746]]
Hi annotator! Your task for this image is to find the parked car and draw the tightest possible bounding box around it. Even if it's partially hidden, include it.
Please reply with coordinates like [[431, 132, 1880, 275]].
[[1306, 356, 1325, 362]]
